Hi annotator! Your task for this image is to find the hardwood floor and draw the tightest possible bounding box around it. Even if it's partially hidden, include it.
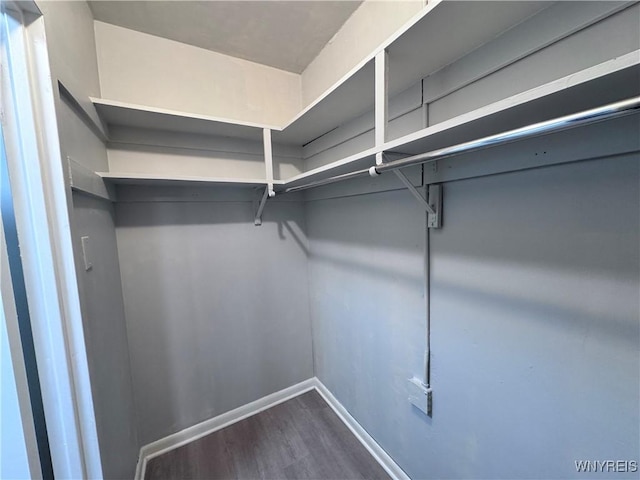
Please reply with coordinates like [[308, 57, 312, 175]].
[[145, 390, 391, 480]]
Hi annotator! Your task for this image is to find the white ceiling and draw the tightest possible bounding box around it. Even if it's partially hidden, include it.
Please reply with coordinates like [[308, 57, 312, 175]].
[[88, 1, 363, 73]]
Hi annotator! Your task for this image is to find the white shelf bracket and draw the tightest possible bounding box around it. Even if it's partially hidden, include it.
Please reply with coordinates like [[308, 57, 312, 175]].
[[393, 170, 442, 228], [255, 128, 276, 226], [375, 50, 389, 166], [254, 187, 270, 226], [263, 128, 275, 197]]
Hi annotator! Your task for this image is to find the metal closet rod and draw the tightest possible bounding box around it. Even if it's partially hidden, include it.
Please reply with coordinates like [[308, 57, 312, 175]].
[[284, 96, 640, 194]]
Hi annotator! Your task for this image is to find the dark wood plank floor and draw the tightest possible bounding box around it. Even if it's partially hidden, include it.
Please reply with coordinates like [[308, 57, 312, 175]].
[[145, 390, 391, 480]]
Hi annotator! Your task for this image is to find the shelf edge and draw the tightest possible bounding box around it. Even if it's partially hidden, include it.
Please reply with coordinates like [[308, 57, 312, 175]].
[[90, 97, 283, 132], [284, 147, 378, 187], [97, 172, 270, 187]]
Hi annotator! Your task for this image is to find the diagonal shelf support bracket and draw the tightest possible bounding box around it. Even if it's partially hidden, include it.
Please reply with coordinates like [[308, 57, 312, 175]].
[[254, 186, 270, 226], [393, 170, 442, 228]]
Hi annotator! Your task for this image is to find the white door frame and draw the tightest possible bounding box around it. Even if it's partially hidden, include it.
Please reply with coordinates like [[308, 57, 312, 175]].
[[0, 1, 102, 478]]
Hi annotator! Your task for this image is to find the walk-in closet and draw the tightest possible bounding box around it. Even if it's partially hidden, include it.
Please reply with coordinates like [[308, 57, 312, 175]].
[[1, 1, 638, 479]]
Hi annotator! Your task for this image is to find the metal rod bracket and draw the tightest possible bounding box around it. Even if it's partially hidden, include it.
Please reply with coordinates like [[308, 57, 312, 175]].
[[427, 184, 442, 229], [254, 187, 270, 226]]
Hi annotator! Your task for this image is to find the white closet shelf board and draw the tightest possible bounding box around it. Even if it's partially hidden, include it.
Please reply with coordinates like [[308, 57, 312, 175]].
[[273, 61, 375, 146], [98, 172, 283, 188], [91, 98, 274, 141], [279, 53, 639, 188], [382, 55, 640, 157], [273, 1, 548, 147], [283, 148, 377, 188], [387, 0, 549, 97]]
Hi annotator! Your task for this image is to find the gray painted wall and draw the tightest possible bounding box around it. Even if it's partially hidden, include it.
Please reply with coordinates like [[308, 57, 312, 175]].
[[71, 194, 140, 477], [115, 194, 313, 445], [306, 186, 428, 461], [38, 2, 140, 477], [306, 12, 639, 477], [306, 153, 639, 478]]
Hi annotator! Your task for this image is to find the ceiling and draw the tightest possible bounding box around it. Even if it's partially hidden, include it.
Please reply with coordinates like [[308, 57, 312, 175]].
[[88, 1, 363, 74]]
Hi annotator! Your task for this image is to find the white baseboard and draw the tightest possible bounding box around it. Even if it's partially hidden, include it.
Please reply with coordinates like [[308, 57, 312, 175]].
[[135, 377, 409, 480], [314, 380, 411, 480], [135, 378, 316, 480]]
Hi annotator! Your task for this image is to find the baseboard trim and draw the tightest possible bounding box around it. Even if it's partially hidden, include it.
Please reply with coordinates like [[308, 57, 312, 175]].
[[314, 380, 411, 480], [135, 377, 409, 480], [135, 378, 316, 479]]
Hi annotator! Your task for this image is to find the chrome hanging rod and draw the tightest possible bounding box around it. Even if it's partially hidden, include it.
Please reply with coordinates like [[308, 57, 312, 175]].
[[284, 96, 640, 194], [284, 167, 372, 194]]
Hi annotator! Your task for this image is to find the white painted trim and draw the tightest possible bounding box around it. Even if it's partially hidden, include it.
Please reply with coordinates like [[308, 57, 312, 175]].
[[135, 378, 409, 480], [314, 380, 411, 480], [135, 378, 317, 480]]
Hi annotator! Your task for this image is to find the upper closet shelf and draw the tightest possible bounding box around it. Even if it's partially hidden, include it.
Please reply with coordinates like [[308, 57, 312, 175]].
[[282, 53, 640, 189], [383, 54, 640, 156], [87, 1, 638, 195], [274, 61, 375, 146], [89, 1, 547, 149], [283, 148, 378, 188], [386, 0, 549, 97], [91, 98, 275, 141], [273, 0, 549, 147], [98, 172, 284, 188]]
